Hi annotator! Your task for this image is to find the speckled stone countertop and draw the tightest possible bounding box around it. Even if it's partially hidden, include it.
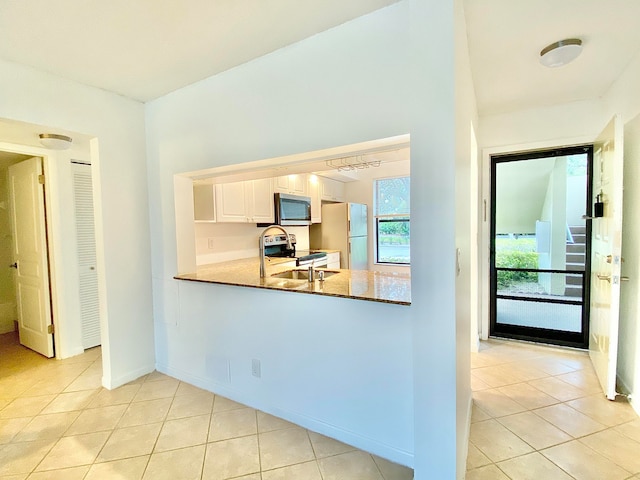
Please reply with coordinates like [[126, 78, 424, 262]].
[[174, 256, 411, 306]]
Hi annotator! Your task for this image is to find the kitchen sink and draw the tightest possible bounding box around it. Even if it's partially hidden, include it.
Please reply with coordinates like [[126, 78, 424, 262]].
[[271, 269, 339, 280]]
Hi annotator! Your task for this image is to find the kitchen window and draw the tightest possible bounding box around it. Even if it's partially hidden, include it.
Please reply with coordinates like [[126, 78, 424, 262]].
[[374, 176, 410, 265]]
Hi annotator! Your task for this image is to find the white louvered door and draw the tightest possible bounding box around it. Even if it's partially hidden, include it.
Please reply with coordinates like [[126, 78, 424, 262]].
[[72, 163, 100, 349]]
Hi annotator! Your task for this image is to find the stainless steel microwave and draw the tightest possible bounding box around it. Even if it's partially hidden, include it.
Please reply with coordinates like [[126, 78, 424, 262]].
[[274, 193, 312, 226]]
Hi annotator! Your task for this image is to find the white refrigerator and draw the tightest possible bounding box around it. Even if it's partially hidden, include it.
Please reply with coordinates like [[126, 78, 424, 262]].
[[310, 203, 368, 270]]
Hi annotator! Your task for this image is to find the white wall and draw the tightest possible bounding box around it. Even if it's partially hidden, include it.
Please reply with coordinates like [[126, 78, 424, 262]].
[[453, 0, 477, 476], [147, 0, 465, 475], [0, 59, 155, 388]]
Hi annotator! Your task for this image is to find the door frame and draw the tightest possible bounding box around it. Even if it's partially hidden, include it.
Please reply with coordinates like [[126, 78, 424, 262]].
[[480, 135, 595, 341], [489, 145, 593, 348]]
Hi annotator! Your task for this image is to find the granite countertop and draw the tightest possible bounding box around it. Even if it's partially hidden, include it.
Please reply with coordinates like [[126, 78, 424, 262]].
[[174, 255, 411, 306]]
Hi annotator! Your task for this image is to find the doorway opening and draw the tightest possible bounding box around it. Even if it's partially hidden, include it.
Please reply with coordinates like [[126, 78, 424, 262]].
[[490, 145, 593, 348]]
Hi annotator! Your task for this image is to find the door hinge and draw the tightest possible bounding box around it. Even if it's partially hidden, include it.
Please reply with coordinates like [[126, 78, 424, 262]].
[[38, 174, 45, 185], [47, 324, 54, 334]]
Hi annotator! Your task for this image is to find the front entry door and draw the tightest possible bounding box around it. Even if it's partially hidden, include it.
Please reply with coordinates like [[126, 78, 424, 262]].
[[589, 115, 625, 400], [8, 157, 54, 358]]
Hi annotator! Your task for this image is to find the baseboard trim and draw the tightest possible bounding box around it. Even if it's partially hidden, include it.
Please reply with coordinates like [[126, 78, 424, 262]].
[[104, 364, 155, 390], [157, 362, 414, 468], [458, 394, 473, 479]]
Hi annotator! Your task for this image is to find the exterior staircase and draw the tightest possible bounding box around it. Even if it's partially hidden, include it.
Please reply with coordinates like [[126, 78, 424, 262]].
[[565, 225, 586, 297]]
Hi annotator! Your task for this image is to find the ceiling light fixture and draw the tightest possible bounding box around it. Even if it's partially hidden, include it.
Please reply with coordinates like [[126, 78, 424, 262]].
[[39, 133, 73, 150], [540, 38, 583, 68]]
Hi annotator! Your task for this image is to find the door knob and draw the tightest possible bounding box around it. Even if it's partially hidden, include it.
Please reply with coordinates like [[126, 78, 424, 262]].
[[597, 274, 611, 282], [9, 262, 17, 269]]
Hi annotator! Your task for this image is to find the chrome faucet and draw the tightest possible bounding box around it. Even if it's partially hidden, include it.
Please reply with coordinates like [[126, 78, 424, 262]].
[[259, 225, 292, 278]]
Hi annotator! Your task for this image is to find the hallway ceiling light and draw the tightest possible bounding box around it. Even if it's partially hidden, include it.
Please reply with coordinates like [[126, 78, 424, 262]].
[[39, 133, 73, 150], [540, 38, 583, 68]]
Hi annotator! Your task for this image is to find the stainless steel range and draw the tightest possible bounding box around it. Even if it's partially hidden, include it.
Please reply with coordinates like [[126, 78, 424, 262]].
[[263, 233, 328, 267]]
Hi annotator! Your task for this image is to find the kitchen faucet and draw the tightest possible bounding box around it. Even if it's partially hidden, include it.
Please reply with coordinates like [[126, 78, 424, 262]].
[[259, 225, 292, 278]]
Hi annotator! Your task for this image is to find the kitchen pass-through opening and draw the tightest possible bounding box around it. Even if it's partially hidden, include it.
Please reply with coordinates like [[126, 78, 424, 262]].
[[490, 145, 593, 348]]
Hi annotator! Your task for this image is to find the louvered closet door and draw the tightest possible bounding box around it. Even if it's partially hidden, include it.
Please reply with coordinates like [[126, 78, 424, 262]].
[[72, 163, 101, 349]]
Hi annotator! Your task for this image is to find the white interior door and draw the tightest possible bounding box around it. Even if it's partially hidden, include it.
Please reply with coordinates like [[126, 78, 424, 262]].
[[8, 157, 54, 358], [72, 163, 100, 349], [589, 115, 624, 400]]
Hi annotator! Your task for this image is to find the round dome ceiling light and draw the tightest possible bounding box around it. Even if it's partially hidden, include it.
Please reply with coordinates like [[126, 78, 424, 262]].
[[39, 133, 73, 150], [540, 38, 583, 68]]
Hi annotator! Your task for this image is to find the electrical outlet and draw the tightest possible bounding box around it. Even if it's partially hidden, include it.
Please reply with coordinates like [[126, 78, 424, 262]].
[[252, 359, 261, 378], [208, 238, 215, 249]]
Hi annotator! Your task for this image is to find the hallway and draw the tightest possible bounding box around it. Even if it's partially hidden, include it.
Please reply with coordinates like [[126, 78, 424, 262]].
[[0, 332, 413, 479], [468, 340, 640, 479]]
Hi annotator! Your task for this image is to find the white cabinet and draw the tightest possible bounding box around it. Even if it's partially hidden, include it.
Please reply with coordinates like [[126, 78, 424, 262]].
[[274, 174, 308, 196], [308, 176, 321, 223], [193, 184, 216, 222], [326, 252, 341, 269], [215, 178, 274, 223], [319, 177, 345, 202]]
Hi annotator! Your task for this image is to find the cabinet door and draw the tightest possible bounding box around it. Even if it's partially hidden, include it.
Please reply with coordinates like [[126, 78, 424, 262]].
[[333, 180, 345, 202], [193, 184, 216, 222], [249, 178, 274, 223], [320, 177, 344, 201], [275, 174, 308, 195], [215, 182, 249, 222], [326, 252, 341, 269], [274, 176, 291, 193], [308, 177, 321, 223]]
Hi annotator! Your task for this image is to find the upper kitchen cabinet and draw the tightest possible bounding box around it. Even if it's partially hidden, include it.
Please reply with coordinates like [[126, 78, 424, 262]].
[[308, 176, 321, 223], [319, 176, 345, 202], [193, 184, 216, 222], [274, 174, 308, 196], [215, 178, 274, 223]]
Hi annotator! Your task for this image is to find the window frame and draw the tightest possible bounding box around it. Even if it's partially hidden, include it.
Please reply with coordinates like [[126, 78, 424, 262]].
[[373, 176, 410, 266]]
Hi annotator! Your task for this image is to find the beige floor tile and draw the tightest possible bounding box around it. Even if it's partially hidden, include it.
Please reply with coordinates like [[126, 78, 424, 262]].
[[497, 452, 573, 480], [261, 460, 322, 480], [0, 397, 11, 410], [497, 382, 559, 410], [212, 396, 246, 413], [97, 422, 162, 462], [580, 429, 640, 473], [27, 465, 89, 479], [13, 412, 80, 442], [230, 475, 261, 480], [469, 419, 533, 462], [143, 444, 205, 480], [256, 411, 296, 433], [175, 382, 210, 397], [167, 392, 213, 420], [534, 403, 607, 437], [144, 371, 173, 382], [0, 417, 31, 444], [118, 398, 172, 428], [64, 404, 126, 436], [556, 369, 602, 393], [40, 390, 97, 415], [318, 451, 383, 480], [209, 408, 256, 442], [471, 351, 504, 369], [466, 442, 492, 470], [470, 375, 491, 392], [615, 419, 640, 443], [528, 376, 589, 402], [63, 372, 102, 393], [21, 377, 75, 397], [465, 464, 510, 480], [132, 379, 179, 403], [471, 364, 527, 388], [471, 404, 491, 423], [202, 435, 260, 480], [0, 440, 55, 475], [523, 356, 578, 376], [259, 427, 315, 471], [308, 431, 356, 458], [0, 395, 55, 419], [35, 432, 110, 471], [86, 384, 140, 408], [371, 455, 413, 480], [499, 411, 572, 449], [542, 440, 631, 480], [567, 395, 638, 427], [84, 456, 149, 480], [155, 414, 210, 452], [472, 389, 527, 418]]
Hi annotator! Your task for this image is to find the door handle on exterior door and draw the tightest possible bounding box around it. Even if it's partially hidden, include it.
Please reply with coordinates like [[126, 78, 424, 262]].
[[9, 262, 17, 269], [597, 274, 611, 282]]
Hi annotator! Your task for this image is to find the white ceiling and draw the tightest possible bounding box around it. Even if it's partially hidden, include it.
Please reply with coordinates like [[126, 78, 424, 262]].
[[1, 1, 638, 115], [464, 0, 640, 115], [0, 0, 399, 102]]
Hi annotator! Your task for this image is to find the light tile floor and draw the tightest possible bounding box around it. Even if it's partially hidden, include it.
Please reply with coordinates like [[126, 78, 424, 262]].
[[468, 339, 640, 480], [0, 332, 414, 480]]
